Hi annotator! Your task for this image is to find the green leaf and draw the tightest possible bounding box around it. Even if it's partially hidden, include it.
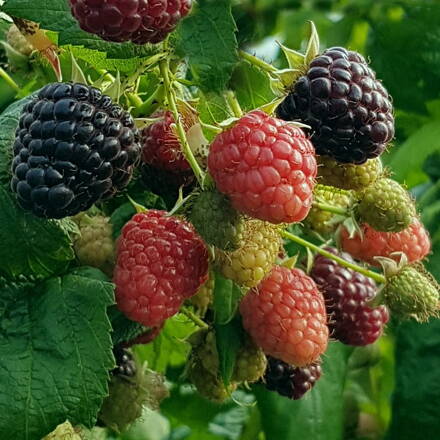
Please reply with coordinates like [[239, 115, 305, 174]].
[[0, 93, 34, 187], [2, 0, 158, 61], [387, 319, 440, 439], [108, 306, 145, 347], [389, 121, 440, 188], [230, 61, 275, 112], [135, 314, 197, 374], [213, 273, 243, 325], [0, 271, 115, 439], [176, 0, 239, 93], [214, 318, 243, 386], [255, 342, 352, 440], [0, 187, 76, 280]]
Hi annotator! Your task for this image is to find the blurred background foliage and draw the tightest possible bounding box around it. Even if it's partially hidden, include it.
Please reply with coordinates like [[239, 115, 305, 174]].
[[1, 0, 440, 439]]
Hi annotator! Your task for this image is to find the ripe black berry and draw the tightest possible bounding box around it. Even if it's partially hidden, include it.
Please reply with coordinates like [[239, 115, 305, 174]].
[[277, 47, 394, 164], [112, 347, 136, 378], [264, 356, 322, 400], [69, 0, 193, 45], [310, 247, 389, 346], [11, 82, 141, 219]]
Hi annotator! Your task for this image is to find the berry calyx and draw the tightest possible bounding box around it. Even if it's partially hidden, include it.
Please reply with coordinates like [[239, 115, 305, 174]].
[[69, 0, 192, 45], [317, 156, 382, 191], [339, 219, 430, 267], [7, 24, 33, 56], [277, 47, 394, 164], [190, 188, 245, 251], [208, 110, 317, 224], [114, 210, 209, 327], [240, 266, 328, 366], [11, 82, 141, 219], [303, 185, 352, 237], [73, 213, 115, 276], [355, 178, 415, 232], [310, 247, 389, 346], [216, 218, 281, 288], [264, 356, 322, 400]]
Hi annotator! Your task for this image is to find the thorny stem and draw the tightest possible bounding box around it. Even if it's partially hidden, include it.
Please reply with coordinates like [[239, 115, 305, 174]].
[[225, 90, 243, 118], [281, 230, 386, 284], [238, 49, 277, 73], [181, 306, 209, 329], [0, 67, 20, 92], [313, 201, 348, 216], [159, 55, 206, 187]]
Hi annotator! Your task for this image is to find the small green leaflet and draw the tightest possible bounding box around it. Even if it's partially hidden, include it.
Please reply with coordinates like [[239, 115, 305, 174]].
[[213, 272, 243, 325], [175, 0, 239, 93], [0, 270, 115, 440], [0, 187, 77, 280]]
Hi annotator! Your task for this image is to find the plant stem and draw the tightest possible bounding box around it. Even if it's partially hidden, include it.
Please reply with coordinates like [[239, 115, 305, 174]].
[[238, 49, 277, 73], [0, 68, 20, 92], [181, 307, 209, 329], [225, 90, 243, 118], [280, 230, 386, 284], [159, 57, 206, 187], [313, 201, 348, 216]]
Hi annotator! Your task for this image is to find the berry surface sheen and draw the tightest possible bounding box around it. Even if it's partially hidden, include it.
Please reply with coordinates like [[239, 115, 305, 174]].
[[208, 110, 317, 224], [11, 82, 141, 218], [277, 47, 394, 164]]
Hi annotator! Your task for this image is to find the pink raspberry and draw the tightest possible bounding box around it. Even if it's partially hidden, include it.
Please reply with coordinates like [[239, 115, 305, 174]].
[[208, 110, 317, 224], [240, 266, 328, 367], [114, 210, 208, 327], [339, 219, 430, 266]]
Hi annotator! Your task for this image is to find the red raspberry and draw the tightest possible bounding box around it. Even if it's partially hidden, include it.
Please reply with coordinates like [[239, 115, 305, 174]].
[[310, 247, 389, 346], [339, 219, 430, 267], [114, 210, 209, 327], [69, 0, 192, 45], [208, 110, 317, 224], [142, 110, 193, 173], [240, 266, 328, 367]]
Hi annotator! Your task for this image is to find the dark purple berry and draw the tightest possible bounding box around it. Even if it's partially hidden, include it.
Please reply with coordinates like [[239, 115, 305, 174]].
[[310, 247, 389, 346], [112, 347, 136, 378], [11, 82, 141, 219], [69, 0, 193, 45], [264, 356, 322, 400], [277, 47, 394, 164]]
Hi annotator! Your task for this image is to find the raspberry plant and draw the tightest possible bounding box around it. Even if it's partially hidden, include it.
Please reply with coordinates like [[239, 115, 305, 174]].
[[0, 1, 439, 439]]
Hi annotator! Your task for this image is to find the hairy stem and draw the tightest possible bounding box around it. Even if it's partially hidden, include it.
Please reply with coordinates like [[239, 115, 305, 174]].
[[281, 230, 386, 284], [0, 68, 20, 92], [181, 306, 209, 329], [225, 90, 243, 118], [159, 57, 206, 187], [313, 201, 348, 216], [238, 49, 277, 73]]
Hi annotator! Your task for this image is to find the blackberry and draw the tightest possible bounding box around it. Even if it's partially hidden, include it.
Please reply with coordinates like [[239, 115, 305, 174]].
[[264, 356, 322, 400], [69, 0, 192, 45], [11, 82, 141, 219], [310, 247, 389, 346], [112, 347, 136, 378], [277, 47, 394, 164]]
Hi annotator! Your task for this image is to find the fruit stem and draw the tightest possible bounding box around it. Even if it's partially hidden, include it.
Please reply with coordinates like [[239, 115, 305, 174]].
[[180, 306, 209, 329], [313, 201, 348, 216], [159, 57, 206, 188], [238, 49, 277, 73], [280, 230, 386, 284], [225, 90, 243, 118], [0, 67, 20, 92], [133, 84, 164, 117]]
